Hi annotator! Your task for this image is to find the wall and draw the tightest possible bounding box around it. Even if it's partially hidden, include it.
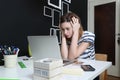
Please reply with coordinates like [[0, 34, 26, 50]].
[[0, 0, 87, 58]]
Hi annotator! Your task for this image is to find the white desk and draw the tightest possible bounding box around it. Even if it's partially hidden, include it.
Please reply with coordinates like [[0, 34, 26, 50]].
[[0, 56, 112, 80]]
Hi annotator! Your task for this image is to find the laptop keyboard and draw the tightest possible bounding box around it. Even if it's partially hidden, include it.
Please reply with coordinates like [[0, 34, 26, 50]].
[[63, 59, 77, 66]]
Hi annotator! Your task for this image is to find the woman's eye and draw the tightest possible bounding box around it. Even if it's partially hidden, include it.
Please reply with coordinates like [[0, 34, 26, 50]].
[[66, 28, 69, 30], [62, 29, 64, 31]]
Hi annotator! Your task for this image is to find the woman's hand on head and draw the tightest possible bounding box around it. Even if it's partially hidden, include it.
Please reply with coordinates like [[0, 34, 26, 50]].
[[60, 28, 66, 38], [61, 30, 65, 38], [70, 17, 80, 33], [59, 25, 65, 38]]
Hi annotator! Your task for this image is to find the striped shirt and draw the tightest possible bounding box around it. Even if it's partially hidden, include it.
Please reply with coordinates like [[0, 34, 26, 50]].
[[78, 31, 95, 60]]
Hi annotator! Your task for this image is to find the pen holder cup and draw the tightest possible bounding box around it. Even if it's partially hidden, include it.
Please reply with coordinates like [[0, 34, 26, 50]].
[[4, 55, 17, 68]]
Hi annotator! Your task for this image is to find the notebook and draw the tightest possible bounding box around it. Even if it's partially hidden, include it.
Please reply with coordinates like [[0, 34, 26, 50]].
[[27, 35, 62, 60]]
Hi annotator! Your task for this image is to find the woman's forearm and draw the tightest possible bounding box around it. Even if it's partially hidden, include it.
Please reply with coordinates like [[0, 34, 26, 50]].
[[61, 36, 68, 59], [68, 31, 79, 59]]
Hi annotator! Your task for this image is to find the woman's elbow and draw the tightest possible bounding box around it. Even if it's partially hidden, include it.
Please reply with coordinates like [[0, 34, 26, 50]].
[[68, 53, 78, 60]]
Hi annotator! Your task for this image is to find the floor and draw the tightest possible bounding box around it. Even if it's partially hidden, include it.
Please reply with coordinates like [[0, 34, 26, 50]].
[[107, 75, 120, 80]]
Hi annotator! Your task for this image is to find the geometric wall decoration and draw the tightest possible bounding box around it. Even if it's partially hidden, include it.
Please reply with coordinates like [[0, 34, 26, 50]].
[[52, 9, 61, 27], [48, 0, 62, 10], [64, 0, 71, 3], [62, 1, 69, 15], [44, 6, 52, 17], [44, 0, 71, 44]]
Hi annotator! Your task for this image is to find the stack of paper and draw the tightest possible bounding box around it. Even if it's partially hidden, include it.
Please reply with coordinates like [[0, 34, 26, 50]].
[[33, 58, 63, 80], [33, 74, 62, 80]]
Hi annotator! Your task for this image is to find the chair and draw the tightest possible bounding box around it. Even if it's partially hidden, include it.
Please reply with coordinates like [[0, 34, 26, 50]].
[[95, 53, 108, 80]]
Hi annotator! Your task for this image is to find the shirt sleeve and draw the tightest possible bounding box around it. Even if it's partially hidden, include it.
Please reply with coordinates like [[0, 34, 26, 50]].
[[81, 32, 95, 45]]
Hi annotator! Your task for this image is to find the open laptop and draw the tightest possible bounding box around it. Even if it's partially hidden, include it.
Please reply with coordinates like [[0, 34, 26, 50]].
[[27, 35, 77, 66], [27, 35, 62, 60]]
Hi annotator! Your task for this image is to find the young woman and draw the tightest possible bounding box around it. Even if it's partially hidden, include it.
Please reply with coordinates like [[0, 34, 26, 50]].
[[59, 12, 99, 80], [59, 12, 95, 60]]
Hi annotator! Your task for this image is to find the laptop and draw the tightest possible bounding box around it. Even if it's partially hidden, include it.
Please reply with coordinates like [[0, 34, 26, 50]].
[[27, 35, 62, 61], [27, 35, 77, 66]]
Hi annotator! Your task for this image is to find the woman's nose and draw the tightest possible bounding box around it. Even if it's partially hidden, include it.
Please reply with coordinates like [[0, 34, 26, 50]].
[[64, 30, 68, 35]]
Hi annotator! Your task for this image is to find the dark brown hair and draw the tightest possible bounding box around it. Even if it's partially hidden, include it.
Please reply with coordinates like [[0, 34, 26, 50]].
[[60, 12, 84, 39]]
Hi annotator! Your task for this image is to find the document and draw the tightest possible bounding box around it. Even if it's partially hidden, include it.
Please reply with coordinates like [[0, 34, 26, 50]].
[[62, 64, 84, 75]]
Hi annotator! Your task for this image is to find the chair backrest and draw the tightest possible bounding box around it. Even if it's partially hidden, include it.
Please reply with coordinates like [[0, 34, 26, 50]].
[[95, 53, 107, 61], [95, 53, 108, 80]]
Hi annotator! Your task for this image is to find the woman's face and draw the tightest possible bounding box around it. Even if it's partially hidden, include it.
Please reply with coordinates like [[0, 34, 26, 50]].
[[60, 22, 73, 38]]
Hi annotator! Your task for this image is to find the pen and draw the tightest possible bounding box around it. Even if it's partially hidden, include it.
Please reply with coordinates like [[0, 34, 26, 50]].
[[13, 48, 20, 55], [0, 45, 20, 55], [16, 48, 20, 55]]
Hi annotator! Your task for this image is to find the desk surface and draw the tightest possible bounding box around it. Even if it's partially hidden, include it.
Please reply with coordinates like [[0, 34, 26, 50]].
[[0, 56, 112, 80]]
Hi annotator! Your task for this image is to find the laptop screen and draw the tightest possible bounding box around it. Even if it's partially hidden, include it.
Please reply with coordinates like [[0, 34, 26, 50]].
[[27, 35, 62, 60]]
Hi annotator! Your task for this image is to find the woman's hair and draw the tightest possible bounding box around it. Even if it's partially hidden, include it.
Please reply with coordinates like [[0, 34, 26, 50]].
[[59, 12, 84, 39]]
